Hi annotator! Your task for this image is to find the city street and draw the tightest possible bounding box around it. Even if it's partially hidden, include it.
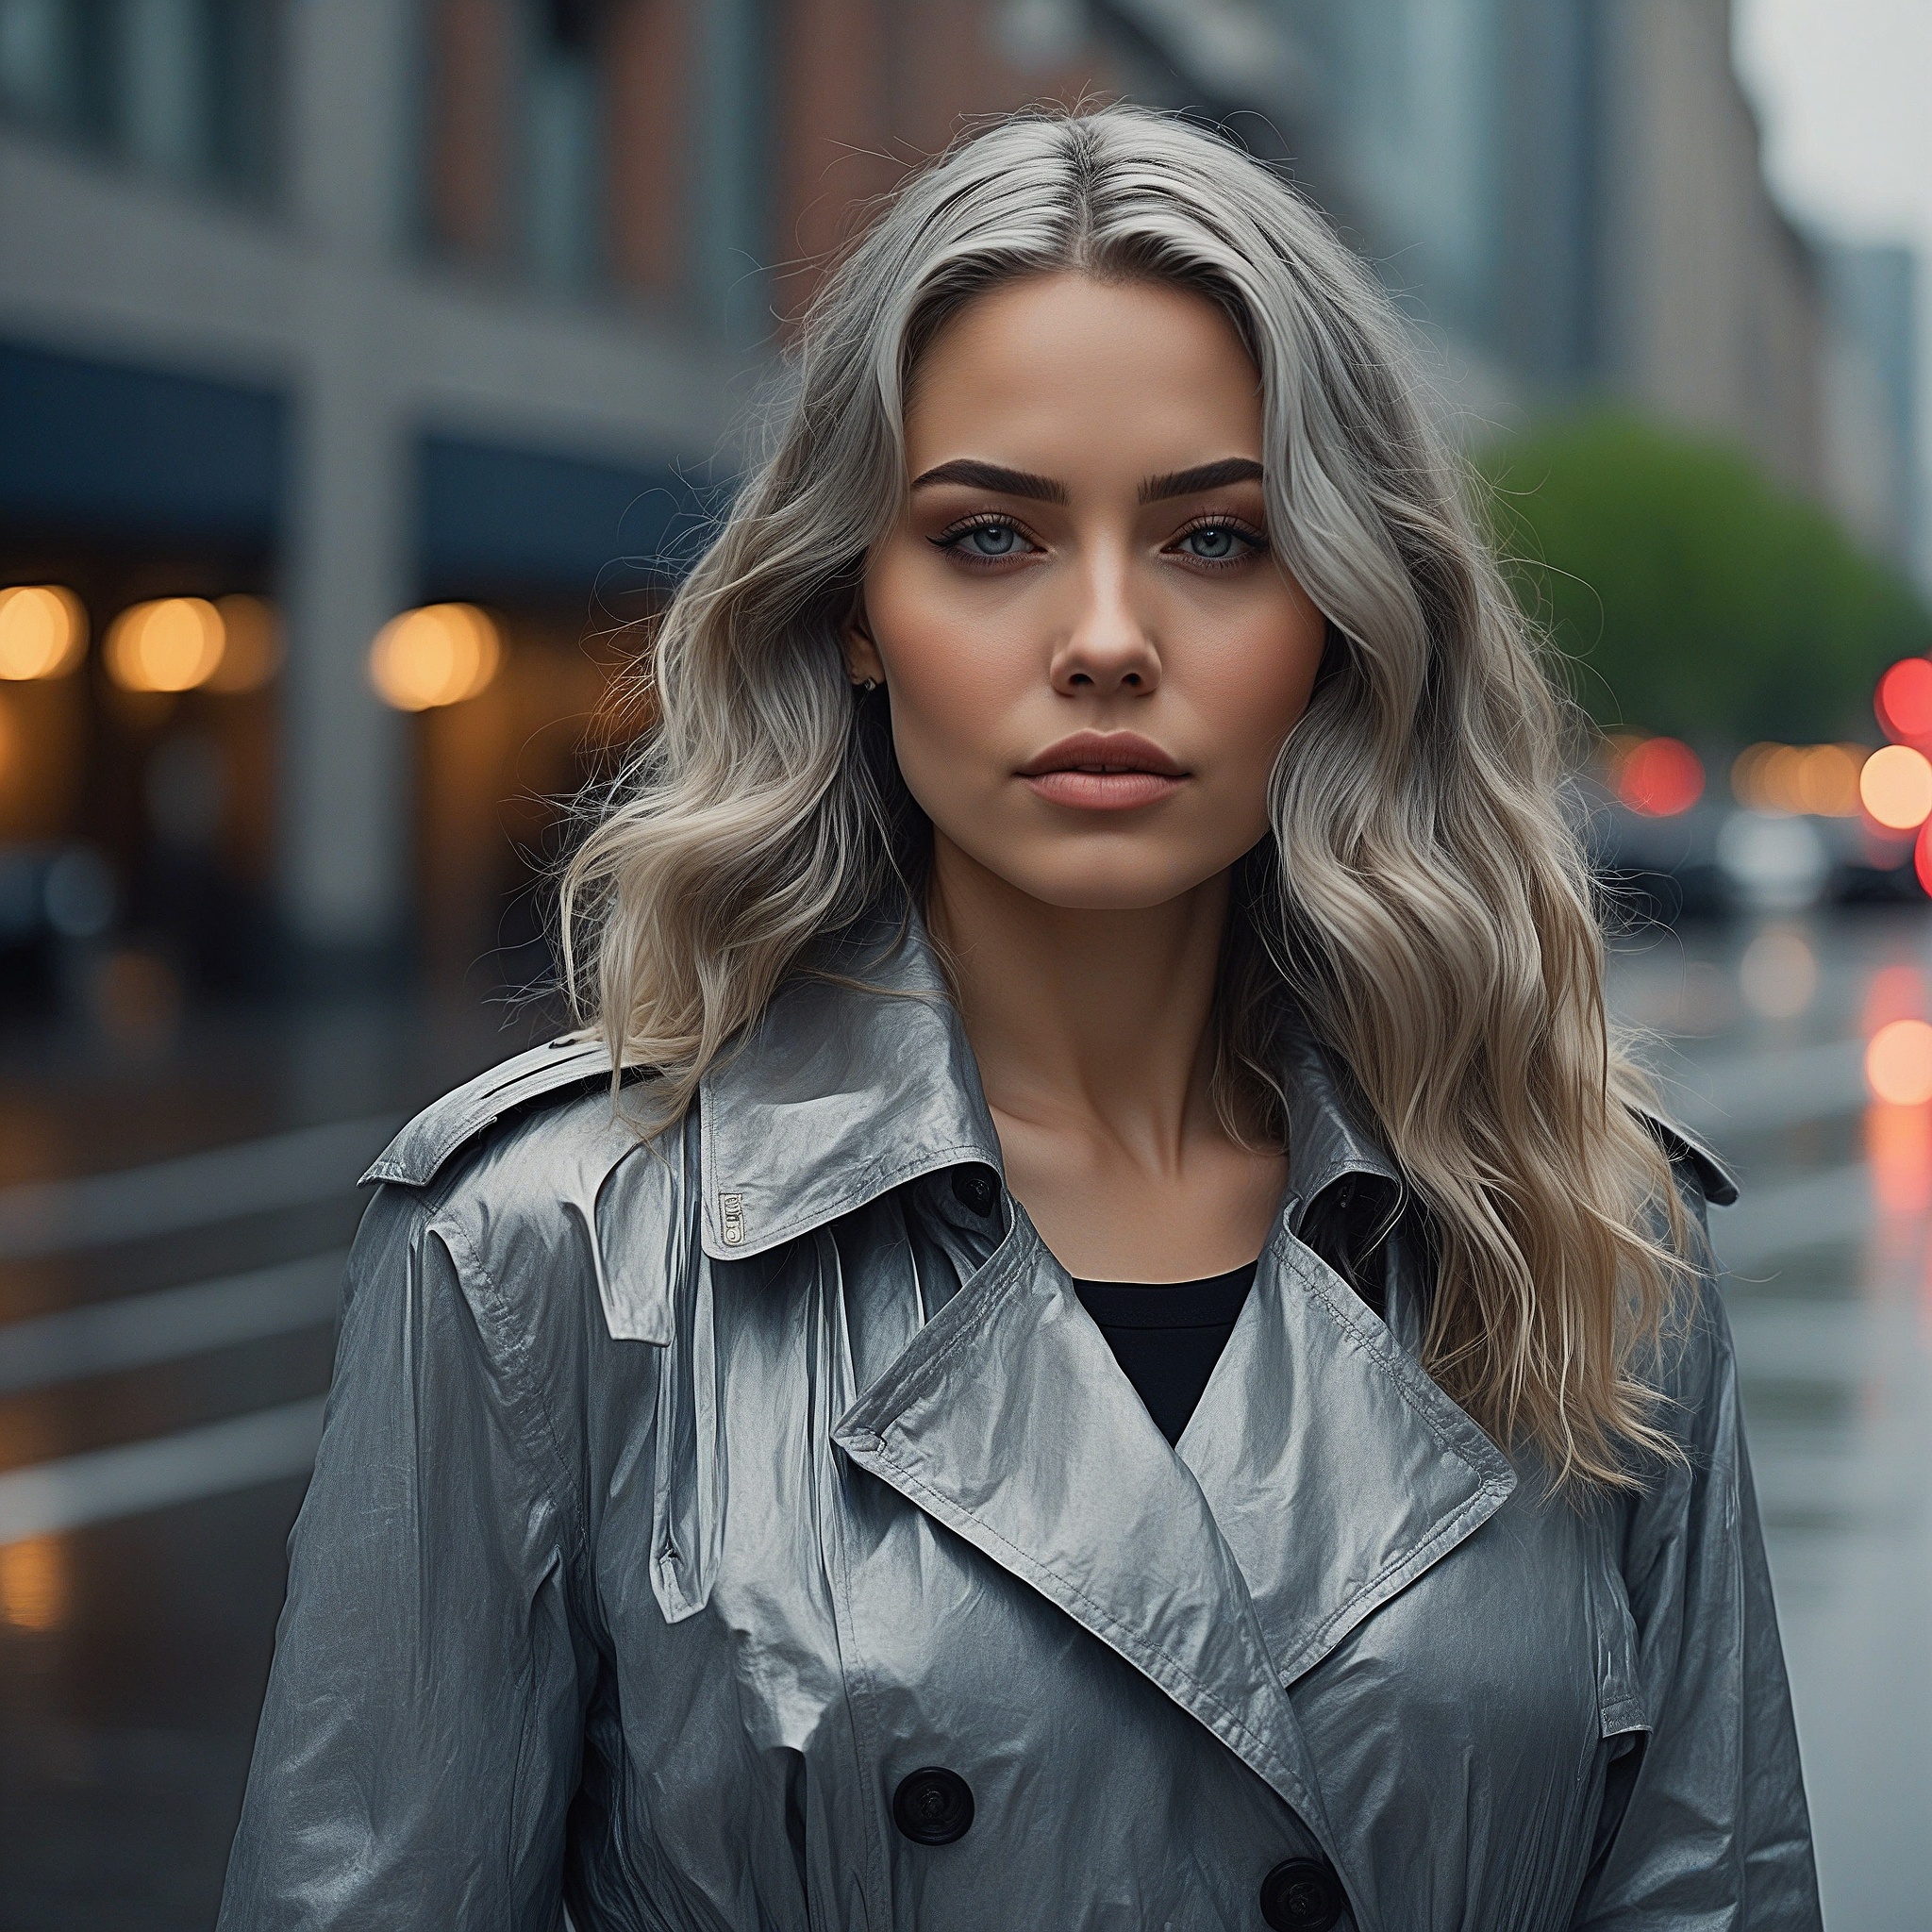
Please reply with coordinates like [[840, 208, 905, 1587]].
[[1610, 906, 1932, 1930], [1, 909, 1928, 1929]]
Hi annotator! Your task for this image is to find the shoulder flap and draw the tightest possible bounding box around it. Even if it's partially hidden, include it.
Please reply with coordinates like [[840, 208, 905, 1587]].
[[1632, 1105, 1739, 1208], [361, 1036, 621, 1189]]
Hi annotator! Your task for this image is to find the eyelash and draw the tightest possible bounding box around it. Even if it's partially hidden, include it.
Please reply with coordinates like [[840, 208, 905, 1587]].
[[931, 511, 1268, 570], [1170, 514, 1268, 568]]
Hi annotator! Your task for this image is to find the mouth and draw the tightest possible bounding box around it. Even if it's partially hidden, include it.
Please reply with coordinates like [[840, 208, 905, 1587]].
[[1017, 732, 1190, 811]]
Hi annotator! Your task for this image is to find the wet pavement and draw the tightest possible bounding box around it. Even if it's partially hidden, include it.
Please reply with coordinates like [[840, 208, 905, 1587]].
[[0, 916, 1927, 1928], [0, 991, 551, 1932], [1610, 908, 1932, 1930]]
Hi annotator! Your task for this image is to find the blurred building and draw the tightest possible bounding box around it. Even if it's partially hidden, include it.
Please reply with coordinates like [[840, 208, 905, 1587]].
[[0, 0, 1913, 1017], [1107, 0, 1915, 559], [1817, 240, 1920, 576], [0, 0, 1115, 1008]]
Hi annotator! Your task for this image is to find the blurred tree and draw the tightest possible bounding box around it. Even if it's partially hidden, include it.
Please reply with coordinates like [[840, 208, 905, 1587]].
[[1477, 411, 1932, 743]]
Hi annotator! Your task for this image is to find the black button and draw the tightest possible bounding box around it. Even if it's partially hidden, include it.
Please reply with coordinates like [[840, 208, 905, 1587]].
[[950, 1167, 997, 1217], [1260, 1857, 1343, 1932], [892, 1767, 974, 1845]]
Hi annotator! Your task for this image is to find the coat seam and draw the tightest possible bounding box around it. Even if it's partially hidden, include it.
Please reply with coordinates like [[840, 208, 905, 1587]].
[[1275, 1235, 1510, 1478], [1275, 1478, 1513, 1681], [704, 1141, 999, 1256]]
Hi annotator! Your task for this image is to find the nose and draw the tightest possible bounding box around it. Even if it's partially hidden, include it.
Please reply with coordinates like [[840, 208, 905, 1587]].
[[1048, 542, 1160, 697]]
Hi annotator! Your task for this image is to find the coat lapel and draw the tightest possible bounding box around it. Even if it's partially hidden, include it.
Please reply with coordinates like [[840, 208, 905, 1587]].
[[831, 1208, 1339, 1840], [1178, 1227, 1517, 1686], [707, 924, 1513, 1866]]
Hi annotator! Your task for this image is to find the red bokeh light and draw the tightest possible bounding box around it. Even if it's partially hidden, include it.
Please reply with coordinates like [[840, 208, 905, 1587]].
[[1861, 963, 1925, 1034], [1915, 821, 1932, 898], [1614, 737, 1704, 816], [1876, 658, 1932, 745]]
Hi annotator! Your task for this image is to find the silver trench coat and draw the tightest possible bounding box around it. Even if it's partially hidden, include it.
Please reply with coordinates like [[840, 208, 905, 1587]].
[[220, 930, 1821, 1931]]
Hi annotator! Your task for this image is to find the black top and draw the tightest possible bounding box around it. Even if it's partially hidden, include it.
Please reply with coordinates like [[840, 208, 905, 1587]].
[[1072, 1261, 1258, 1445]]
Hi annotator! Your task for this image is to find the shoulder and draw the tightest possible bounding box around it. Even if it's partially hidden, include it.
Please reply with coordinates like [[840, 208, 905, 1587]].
[[1629, 1103, 1739, 1209], [363, 1035, 631, 1191], [358, 1036, 692, 1345]]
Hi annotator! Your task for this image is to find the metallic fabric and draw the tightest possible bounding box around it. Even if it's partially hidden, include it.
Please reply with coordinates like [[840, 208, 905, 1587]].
[[220, 929, 1818, 1930]]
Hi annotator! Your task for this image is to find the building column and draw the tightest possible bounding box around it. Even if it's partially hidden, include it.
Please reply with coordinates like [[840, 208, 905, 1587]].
[[277, 0, 416, 964], [696, 0, 771, 343]]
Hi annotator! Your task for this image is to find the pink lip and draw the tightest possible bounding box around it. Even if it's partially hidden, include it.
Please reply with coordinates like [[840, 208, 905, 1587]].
[[1018, 732, 1190, 811]]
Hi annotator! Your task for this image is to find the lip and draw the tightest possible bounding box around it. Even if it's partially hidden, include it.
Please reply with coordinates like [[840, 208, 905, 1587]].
[[1018, 731, 1191, 811]]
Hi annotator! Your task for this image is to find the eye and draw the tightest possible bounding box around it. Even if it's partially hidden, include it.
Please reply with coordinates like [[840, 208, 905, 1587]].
[[1171, 520, 1263, 564], [961, 524, 1024, 557], [935, 515, 1037, 562]]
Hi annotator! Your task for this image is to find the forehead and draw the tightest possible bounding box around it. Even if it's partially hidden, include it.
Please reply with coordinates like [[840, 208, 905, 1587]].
[[903, 273, 1263, 475]]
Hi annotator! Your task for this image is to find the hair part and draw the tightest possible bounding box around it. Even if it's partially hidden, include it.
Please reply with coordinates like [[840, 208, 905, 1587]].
[[561, 103, 1690, 1491]]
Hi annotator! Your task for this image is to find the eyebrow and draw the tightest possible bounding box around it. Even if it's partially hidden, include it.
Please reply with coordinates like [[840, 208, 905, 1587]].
[[909, 458, 1068, 503], [1138, 458, 1265, 503], [908, 456, 1265, 506]]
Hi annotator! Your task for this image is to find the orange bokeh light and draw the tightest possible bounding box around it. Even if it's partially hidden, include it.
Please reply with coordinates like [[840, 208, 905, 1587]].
[[368, 604, 502, 711], [1866, 1018, 1932, 1105], [0, 1535, 68, 1633], [1858, 743, 1932, 830], [1613, 736, 1703, 816], [1869, 1100, 1932, 1216], [105, 597, 226, 692], [1730, 741, 1866, 816], [0, 584, 87, 680], [1876, 657, 1932, 744]]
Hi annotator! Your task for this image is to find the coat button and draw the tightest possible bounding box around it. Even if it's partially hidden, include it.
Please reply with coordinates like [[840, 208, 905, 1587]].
[[892, 1767, 974, 1845], [950, 1167, 997, 1216], [1259, 1857, 1343, 1931]]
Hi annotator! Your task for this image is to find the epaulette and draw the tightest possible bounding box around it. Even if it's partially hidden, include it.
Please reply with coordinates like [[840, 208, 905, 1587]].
[[1632, 1106, 1739, 1208], [360, 1036, 626, 1190]]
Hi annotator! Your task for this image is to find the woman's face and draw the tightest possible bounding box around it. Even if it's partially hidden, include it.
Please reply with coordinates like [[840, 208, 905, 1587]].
[[851, 271, 1328, 911]]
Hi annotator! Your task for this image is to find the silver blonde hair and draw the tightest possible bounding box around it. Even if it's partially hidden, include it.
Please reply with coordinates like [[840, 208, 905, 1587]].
[[563, 104, 1686, 1488]]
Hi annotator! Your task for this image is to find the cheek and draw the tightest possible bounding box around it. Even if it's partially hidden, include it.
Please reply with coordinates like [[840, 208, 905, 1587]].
[[863, 556, 1029, 800], [1189, 607, 1327, 813]]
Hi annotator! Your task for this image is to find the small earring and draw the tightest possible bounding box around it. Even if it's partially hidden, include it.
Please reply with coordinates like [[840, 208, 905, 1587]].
[[858, 676, 879, 692]]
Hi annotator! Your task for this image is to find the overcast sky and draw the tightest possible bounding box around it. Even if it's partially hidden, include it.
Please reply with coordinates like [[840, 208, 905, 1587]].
[[1736, 0, 1932, 243], [1735, 0, 1932, 574]]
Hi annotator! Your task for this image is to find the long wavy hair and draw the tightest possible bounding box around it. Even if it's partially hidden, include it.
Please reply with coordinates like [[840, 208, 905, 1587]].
[[561, 104, 1688, 1488]]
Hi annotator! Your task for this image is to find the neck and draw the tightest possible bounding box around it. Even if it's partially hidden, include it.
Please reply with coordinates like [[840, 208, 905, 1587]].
[[926, 834, 1231, 1173]]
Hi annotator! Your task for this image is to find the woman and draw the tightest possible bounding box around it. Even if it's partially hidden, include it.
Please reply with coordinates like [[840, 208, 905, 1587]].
[[221, 108, 1818, 1930]]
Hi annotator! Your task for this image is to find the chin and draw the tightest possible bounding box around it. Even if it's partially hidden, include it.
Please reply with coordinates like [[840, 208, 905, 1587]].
[[989, 849, 1225, 912]]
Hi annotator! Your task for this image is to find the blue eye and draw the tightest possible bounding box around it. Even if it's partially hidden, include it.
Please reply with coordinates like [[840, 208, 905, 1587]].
[[1177, 525, 1250, 560], [960, 523, 1022, 557]]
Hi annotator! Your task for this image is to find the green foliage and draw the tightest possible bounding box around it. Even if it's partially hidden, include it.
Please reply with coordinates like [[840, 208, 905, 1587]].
[[1476, 410, 1932, 743]]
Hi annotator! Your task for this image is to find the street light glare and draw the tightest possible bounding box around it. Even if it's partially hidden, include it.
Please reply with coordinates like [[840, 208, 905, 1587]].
[[368, 605, 503, 711], [1875, 657, 1932, 744], [1857, 742, 1932, 830], [1866, 1018, 1932, 1107], [0, 585, 88, 680], [105, 598, 228, 693]]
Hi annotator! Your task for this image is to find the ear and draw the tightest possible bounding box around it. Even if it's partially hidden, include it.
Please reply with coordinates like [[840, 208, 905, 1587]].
[[843, 597, 887, 689]]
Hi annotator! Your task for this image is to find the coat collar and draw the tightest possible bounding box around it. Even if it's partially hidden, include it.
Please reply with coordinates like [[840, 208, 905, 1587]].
[[696, 913, 1399, 1259], [695, 917, 1005, 1258]]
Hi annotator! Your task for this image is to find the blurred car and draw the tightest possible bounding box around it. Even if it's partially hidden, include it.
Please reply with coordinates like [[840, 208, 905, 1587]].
[[1584, 787, 1921, 923]]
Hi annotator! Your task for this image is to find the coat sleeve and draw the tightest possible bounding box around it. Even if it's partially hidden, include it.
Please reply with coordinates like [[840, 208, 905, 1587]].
[[1574, 1209, 1822, 1930], [217, 1184, 591, 1931]]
